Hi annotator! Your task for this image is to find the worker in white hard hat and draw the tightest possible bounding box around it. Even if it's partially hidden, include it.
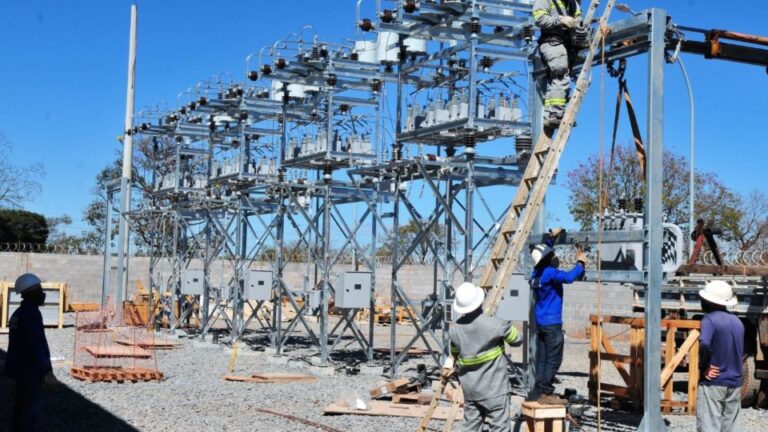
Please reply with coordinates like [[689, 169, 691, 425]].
[[448, 282, 522, 432], [696, 280, 744, 432], [526, 228, 586, 405], [4, 273, 57, 431]]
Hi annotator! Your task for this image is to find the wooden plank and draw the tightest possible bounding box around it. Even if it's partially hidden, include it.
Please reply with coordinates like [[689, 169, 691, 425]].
[[589, 352, 633, 364], [69, 303, 100, 312], [663, 326, 677, 413], [324, 401, 462, 420], [83, 344, 152, 359], [370, 378, 411, 398], [392, 393, 432, 405], [589, 315, 700, 330], [688, 335, 699, 414], [521, 401, 567, 419], [115, 338, 182, 349], [678, 264, 768, 277], [660, 330, 700, 386], [224, 373, 318, 383], [589, 322, 599, 403], [442, 390, 464, 432], [601, 333, 632, 386]]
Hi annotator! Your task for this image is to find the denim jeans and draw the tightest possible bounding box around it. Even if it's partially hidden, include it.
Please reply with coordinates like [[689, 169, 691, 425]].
[[534, 324, 564, 396]]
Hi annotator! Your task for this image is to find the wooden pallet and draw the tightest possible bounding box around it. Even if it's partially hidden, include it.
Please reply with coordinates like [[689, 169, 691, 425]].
[[70, 366, 163, 383], [224, 373, 318, 383]]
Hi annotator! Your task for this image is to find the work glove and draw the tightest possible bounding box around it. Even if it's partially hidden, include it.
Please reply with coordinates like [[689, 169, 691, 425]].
[[549, 227, 566, 240], [575, 249, 588, 266], [559, 16, 578, 29]]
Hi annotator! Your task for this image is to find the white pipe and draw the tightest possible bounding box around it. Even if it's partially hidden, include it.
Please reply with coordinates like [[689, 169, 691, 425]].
[[678, 55, 695, 253], [115, 4, 138, 319]]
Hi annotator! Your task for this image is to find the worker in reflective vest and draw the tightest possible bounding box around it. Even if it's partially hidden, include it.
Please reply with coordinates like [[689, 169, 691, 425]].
[[448, 282, 522, 432], [532, 0, 582, 129], [4, 273, 58, 431]]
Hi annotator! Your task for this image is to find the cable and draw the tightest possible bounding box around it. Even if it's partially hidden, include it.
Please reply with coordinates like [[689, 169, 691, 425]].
[[595, 20, 610, 432]]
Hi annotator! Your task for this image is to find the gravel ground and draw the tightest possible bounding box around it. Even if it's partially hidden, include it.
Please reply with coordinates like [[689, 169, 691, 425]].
[[0, 315, 766, 431]]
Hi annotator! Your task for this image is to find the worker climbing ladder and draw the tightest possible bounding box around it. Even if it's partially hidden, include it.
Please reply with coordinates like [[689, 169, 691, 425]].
[[482, 0, 616, 314], [418, 1, 616, 430]]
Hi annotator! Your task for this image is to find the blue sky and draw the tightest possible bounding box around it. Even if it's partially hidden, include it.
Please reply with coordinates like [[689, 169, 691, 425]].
[[1, 0, 766, 235]]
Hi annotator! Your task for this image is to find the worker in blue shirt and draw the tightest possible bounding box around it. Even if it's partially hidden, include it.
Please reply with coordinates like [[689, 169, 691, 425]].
[[526, 228, 586, 405], [4, 273, 57, 432], [696, 280, 744, 432]]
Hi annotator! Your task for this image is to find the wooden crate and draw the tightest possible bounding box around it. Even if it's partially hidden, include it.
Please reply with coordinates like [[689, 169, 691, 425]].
[[588, 315, 700, 415], [1, 282, 66, 329], [521, 401, 566, 432]]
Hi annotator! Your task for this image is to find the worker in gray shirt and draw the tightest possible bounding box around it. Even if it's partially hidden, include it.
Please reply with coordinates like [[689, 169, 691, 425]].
[[449, 282, 522, 432], [532, 0, 582, 129]]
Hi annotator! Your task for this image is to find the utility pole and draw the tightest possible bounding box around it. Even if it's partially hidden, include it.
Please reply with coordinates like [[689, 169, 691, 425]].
[[115, 4, 138, 321]]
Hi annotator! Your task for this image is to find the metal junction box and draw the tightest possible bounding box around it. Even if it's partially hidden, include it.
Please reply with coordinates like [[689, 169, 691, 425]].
[[335, 271, 372, 309], [245, 270, 273, 301], [180, 270, 205, 296], [495, 274, 530, 322]]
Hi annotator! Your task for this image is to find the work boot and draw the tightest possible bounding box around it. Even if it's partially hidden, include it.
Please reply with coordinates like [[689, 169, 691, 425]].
[[542, 112, 563, 130], [537, 393, 568, 406]]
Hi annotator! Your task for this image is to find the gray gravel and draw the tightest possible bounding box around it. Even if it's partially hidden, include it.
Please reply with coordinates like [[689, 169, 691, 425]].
[[1, 315, 766, 431]]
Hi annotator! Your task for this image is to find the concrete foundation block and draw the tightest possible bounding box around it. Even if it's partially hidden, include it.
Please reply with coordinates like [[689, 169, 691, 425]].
[[358, 365, 385, 376], [309, 365, 335, 376]]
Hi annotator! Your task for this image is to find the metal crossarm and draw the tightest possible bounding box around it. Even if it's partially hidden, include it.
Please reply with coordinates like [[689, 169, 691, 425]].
[[482, 0, 617, 316]]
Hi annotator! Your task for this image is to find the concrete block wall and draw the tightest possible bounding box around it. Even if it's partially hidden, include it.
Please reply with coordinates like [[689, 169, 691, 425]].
[[562, 281, 635, 339], [0, 253, 635, 338]]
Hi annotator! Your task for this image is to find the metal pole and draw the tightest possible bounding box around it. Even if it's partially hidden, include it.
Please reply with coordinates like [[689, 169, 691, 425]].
[[101, 188, 114, 308], [320, 183, 332, 366], [638, 8, 668, 432], [678, 56, 695, 254], [115, 4, 138, 321]]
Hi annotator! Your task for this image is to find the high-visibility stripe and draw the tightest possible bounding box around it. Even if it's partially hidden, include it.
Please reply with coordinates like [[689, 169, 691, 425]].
[[450, 345, 459, 355], [544, 98, 567, 106], [505, 325, 519, 344], [549, 0, 567, 11], [457, 345, 503, 366], [533, 9, 548, 19], [549, 0, 581, 17]]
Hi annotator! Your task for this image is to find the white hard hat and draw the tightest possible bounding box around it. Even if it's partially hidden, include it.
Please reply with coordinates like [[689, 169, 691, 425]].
[[699, 280, 737, 307], [530, 244, 554, 268], [14, 273, 42, 295], [453, 282, 485, 314]]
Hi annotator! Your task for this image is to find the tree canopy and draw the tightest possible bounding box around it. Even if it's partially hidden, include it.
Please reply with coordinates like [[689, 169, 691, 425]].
[[0, 209, 48, 244], [565, 143, 767, 251]]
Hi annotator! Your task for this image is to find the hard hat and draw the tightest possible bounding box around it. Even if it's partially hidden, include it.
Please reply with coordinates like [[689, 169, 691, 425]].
[[14, 273, 42, 295], [530, 244, 554, 268], [453, 282, 485, 314], [699, 280, 737, 307]]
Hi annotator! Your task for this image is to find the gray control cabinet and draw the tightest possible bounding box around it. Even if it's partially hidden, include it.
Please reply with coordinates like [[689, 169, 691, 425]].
[[180, 270, 205, 296], [494, 274, 530, 322], [245, 270, 273, 301], [335, 271, 372, 309]]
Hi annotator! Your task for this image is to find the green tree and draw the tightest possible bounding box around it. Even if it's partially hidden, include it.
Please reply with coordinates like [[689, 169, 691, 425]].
[[0, 209, 49, 244], [564, 143, 744, 242]]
